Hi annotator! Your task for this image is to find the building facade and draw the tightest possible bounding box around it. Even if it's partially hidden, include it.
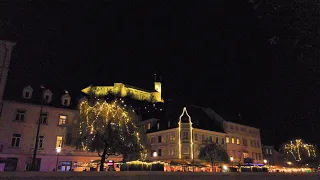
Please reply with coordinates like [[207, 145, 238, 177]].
[[223, 121, 264, 165], [0, 85, 121, 171], [146, 106, 265, 171]]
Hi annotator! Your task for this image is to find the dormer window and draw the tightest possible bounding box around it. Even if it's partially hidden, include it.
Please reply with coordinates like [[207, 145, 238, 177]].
[[43, 89, 52, 103], [61, 93, 71, 106], [22, 86, 33, 99]]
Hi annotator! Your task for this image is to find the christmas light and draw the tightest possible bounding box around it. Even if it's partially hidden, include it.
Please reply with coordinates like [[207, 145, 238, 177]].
[[284, 139, 316, 162]]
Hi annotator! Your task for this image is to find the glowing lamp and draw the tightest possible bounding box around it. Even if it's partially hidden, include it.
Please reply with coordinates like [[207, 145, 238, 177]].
[[230, 156, 234, 162], [56, 147, 61, 153], [223, 165, 228, 171], [264, 159, 267, 164], [153, 152, 158, 157]]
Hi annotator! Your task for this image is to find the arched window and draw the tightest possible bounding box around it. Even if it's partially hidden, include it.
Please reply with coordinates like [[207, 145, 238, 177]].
[[22, 86, 33, 99]]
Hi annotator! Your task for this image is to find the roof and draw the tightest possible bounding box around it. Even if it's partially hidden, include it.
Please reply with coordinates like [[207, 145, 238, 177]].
[[147, 105, 226, 134], [3, 82, 81, 110]]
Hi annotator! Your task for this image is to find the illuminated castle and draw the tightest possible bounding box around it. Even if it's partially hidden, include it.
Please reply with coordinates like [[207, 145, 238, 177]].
[[81, 77, 164, 103]]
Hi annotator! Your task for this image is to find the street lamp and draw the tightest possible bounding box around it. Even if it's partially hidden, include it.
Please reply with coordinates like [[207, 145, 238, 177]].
[[153, 152, 157, 157], [264, 159, 268, 168], [56, 146, 61, 171], [230, 156, 234, 167], [30, 85, 45, 171]]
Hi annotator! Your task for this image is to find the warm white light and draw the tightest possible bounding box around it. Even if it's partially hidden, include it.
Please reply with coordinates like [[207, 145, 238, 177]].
[[287, 161, 292, 165], [264, 159, 267, 164], [223, 165, 228, 171], [230, 156, 234, 162], [153, 152, 158, 157], [56, 147, 61, 153]]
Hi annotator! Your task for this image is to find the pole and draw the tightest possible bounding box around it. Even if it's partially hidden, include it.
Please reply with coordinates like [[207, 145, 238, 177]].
[[30, 86, 45, 171], [56, 152, 59, 171]]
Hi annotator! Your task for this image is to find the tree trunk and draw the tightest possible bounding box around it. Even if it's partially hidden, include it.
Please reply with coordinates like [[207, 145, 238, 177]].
[[99, 144, 108, 172], [211, 160, 215, 172]]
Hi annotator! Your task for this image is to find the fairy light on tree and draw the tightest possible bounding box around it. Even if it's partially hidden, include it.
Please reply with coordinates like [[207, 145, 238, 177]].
[[73, 98, 146, 171], [284, 139, 317, 165]]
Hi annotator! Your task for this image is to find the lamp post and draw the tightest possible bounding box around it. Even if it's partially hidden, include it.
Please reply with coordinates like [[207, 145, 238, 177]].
[[30, 85, 45, 171], [264, 159, 268, 166], [56, 146, 61, 171], [230, 156, 234, 167]]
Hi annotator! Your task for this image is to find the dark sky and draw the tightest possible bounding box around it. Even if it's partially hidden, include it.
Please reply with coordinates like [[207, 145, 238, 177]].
[[1, 1, 319, 149]]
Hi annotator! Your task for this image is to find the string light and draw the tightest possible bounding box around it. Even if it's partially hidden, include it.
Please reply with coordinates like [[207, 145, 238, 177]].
[[284, 139, 316, 162]]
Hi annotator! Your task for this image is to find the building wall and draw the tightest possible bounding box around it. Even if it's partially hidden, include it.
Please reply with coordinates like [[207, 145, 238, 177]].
[[0, 101, 120, 171], [223, 121, 264, 164], [147, 126, 227, 163], [139, 118, 159, 146]]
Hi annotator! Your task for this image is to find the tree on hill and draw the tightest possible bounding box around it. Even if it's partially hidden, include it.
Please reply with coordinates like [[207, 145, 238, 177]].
[[198, 141, 229, 172], [73, 98, 144, 171]]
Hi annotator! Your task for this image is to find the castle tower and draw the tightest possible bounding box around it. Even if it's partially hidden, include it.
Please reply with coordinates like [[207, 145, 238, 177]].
[[0, 40, 16, 102], [154, 74, 162, 99]]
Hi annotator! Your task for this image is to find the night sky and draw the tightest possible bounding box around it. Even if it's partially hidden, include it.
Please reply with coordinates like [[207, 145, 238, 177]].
[[1, 1, 319, 149]]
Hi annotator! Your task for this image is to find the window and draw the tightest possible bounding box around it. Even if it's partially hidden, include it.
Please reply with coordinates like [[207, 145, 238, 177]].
[[226, 137, 229, 144], [216, 137, 219, 144], [258, 153, 261, 160], [265, 149, 268, 154], [157, 123, 160, 130], [58, 115, 67, 125], [257, 141, 260, 148], [253, 141, 256, 147], [250, 140, 253, 147], [194, 134, 198, 141], [235, 126, 239, 131], [0, 144, 3, 152], [22, 86, 33, 99], [208, 136, 212, 142], [25, 91, 30, 98], [238, 151, 241, 159], [182, 132, 189, 140], [236, 138, 240, 145], [147, 123, 151, 130], [11, 134, 21, 147], [168, 148, 175, 155], [269, 149, 272, 155], [231, 138, 235, 144], [158, 136, 162, 143], [158, 149, 162, 156], [151, 137, 156, 144], [15, 110, 26, 122], [43, 89, 52, 103], [169, 133, 175, 141], [38, 136, 44, 148], [182, 146, 189, 154], [63, 99, 69, 106], [221, 138, 225, 144], [243, 138, 248, 146], [40, 112, 48, 124], [255, 153, 258, 160], [56, 136, 63, 149], [252, 152, 255, 159], [230, 125, 234, 130]]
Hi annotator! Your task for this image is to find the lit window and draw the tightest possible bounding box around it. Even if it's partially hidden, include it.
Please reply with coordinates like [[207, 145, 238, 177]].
[[11, 134, 21, 147], [14, 110, 26, 122], [40, 112, 48, 124], [182, 132, 189, 140], [226, 137, 229, 144], [38, 136, 44, 148], [56, 136, 63, 149], [236, 138, 240, 145], [231, 138, 235, 144], [270, 149, 272, 155], [147, 123, 151, 130], [168, 148, 175, 155], [266, 149, 268, 154], [58, 115, 67, 125]]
